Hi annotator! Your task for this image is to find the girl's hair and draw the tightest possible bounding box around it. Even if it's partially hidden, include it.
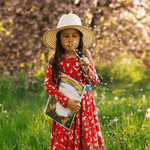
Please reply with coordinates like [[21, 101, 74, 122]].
[[50, 29, 86, 86]]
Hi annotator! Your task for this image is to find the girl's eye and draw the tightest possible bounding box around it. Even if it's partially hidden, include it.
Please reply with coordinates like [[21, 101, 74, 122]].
[[63, 35, 78, 38]]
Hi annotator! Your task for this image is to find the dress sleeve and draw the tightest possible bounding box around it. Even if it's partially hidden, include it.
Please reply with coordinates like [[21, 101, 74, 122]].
[[83, 52, 99, 86], [44, 62, 70, 108]]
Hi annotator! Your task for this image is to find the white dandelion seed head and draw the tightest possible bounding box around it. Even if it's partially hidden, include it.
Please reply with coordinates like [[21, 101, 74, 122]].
[[142, 95, 146, 100], [147, 108, 150, 113], [0, 104, 2, 107], [103, 116, 106, 119], [114, 97, 118, 100], [146, 113, 150, 118], [137, 109, 142, 112], [3, 110, 7, 113]]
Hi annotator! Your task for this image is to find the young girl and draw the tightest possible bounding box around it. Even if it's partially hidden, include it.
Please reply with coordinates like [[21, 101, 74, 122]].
[[44, 13, 105, 150]]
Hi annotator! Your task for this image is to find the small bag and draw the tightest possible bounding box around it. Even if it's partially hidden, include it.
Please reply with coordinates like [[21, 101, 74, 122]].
[[45, 72, 86, 130]]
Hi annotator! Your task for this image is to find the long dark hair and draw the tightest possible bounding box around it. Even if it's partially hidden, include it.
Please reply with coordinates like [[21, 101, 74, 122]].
[[50, 29, 86, 86]]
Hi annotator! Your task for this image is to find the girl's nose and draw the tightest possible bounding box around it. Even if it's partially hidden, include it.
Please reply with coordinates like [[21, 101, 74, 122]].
[[69, 36, 73, 42]]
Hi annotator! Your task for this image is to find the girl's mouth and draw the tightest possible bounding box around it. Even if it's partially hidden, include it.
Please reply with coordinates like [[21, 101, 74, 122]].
[[68, 44, 73, 48]]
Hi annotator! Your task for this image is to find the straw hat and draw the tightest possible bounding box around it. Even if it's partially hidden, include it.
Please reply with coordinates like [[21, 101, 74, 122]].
[[43, 13, 95, 50]]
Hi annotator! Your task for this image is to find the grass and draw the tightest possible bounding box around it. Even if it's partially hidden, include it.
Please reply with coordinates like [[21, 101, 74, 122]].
[[93, 81, 150, 150], [0, 59, 150, 149], [0, 72, 51, 150]]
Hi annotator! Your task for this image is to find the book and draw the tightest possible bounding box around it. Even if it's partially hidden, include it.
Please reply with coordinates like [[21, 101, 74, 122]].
[[45, 72, 86, 130]]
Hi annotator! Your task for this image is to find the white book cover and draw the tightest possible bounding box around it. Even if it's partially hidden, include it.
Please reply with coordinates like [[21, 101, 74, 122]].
[[45, 72, 86, 130]]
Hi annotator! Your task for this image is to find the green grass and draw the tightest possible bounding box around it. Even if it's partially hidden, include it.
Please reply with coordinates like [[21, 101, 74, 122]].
[[93, 82, 150, 150], [0, 72, 51, 150], [0, 60, 150, 149]]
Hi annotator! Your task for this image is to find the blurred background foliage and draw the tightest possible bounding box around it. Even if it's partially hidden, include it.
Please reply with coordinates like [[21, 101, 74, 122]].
[[1, 0, 150, 89], [1, 1, 150, 149]]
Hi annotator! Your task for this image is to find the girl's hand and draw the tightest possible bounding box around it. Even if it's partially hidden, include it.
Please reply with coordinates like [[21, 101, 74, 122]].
[[67, 99, 81, 113], [79, 57, 90, 73]]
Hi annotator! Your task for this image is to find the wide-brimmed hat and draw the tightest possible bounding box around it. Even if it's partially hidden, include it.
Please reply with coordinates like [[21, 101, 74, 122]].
[[43, 13, 95, 50]]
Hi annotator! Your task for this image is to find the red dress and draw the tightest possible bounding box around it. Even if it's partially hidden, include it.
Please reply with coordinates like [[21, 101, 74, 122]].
[[44, 54, 105, 150]]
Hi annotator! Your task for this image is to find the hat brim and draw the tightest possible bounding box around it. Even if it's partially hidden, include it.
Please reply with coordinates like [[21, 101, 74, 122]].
[[43, 25, 95, 50]]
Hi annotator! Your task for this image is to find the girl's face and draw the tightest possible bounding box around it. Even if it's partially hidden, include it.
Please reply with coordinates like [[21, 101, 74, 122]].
[[60, 28, 80, 52]]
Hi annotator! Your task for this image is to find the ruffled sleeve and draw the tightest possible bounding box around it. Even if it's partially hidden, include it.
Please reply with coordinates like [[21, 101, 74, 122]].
[[44, 61, 70, 108]]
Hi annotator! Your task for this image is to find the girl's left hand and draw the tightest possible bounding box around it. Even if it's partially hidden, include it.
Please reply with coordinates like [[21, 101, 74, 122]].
[[79, 57, 90, 73]]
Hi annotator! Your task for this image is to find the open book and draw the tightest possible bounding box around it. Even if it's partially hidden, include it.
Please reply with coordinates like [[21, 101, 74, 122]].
[[45, 72, 86, 130]]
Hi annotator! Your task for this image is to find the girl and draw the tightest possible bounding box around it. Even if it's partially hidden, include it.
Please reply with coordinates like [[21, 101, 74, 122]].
[[44, 13, 105, 150]]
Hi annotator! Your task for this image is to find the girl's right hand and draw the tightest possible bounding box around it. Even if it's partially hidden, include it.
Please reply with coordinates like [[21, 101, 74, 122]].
[[67, 99, 81, 113], [79, 57, 90, 73]]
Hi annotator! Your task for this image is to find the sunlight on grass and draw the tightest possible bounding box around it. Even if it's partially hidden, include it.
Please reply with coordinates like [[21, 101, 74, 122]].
[[0, 59, 150, 149], [0, 103, 51, 149], [93, 82, 150, 149]]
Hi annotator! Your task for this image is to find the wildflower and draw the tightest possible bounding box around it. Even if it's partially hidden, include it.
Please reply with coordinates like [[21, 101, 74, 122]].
[[101, 94, 105, 100], [147, 108, 150, 113], [114, 97, 118, 100], [94, 93, 97, 97], [121, 98, 124, 101], [130, 112, 133, 115], [142, 95, 146, 100], [137, 109, 142, 112], [146, 113, 150, 118], [110, 77, 113, 80], [96, 108, 99, 112], [0, 104, 2, 107], [103, 116, 106, 119], [3, 110, 7, 113]]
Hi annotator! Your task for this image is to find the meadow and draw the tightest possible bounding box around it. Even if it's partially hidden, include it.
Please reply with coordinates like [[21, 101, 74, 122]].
[[0, 57, 150, 150]]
